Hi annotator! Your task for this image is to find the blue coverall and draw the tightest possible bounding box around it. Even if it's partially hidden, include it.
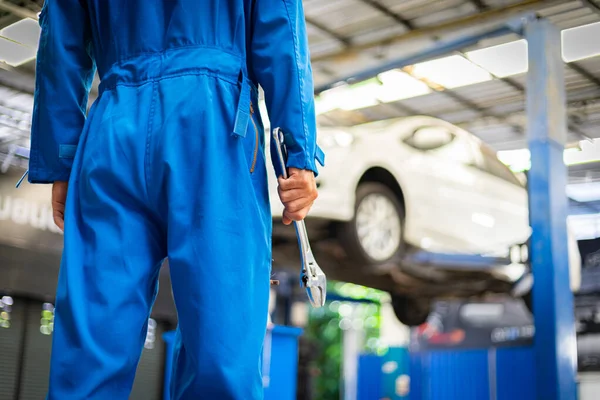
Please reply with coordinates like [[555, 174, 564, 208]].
[[27, 0, 324, 398]]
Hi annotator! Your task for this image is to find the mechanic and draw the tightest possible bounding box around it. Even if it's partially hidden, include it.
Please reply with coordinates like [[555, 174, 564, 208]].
[[25, 0, 324, 398]]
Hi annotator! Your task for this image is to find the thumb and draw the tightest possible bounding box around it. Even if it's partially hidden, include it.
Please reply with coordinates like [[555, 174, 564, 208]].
[[282, 214, 292, 225]]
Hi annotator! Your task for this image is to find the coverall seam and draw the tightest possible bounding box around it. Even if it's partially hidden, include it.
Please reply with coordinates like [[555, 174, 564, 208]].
[[112, 44, 242, 65], [281, 0, 311, 168], [145, 81, 158, 203], [100, 71, 239, 92]]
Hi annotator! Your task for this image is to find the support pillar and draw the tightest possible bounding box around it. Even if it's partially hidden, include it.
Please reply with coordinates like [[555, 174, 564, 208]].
[[525, 18, 578, 400]]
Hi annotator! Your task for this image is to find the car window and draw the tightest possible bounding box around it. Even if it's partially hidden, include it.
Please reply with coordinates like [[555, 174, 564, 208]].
[[478, 144, 524, 187], [404, 126, 455, 151]]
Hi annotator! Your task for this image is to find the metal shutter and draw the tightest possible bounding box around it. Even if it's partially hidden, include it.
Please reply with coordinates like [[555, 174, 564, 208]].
[[18, 301, 53, 400], [0, 296, 24, 400]]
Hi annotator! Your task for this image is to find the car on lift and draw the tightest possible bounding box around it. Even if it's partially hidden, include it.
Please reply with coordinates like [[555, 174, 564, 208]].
[[267, 116, 581, 326]]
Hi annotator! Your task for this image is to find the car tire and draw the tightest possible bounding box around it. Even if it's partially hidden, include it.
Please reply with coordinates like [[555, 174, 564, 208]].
[[340, 182, 405, 265], [391, 295, 431, 327]]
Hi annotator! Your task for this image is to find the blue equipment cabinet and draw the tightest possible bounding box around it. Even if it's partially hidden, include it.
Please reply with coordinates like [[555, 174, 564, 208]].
[[162, 325, 302, 400], [357, 346, 537, 400], [262, 325, 303, 400]]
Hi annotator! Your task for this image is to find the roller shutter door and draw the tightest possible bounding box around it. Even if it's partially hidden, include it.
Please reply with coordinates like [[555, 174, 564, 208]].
[[0, 296, 24, 400]]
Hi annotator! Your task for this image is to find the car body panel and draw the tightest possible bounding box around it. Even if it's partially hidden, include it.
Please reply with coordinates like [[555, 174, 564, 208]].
[[266, 116, 581, 291]]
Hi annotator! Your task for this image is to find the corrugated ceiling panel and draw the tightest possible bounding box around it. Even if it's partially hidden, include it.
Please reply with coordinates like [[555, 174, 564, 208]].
[[413, 2, 477, 27], [306, 0, 382, 31], [435, 108, 482, 124], [349, 24, 408, 46], [573, 57, 600, 74], [536, 1, 587, 18], [309, 40, 346, 60], [483, 0, 535, 7], [449, 81, 524, 108], [381, 0, 439, 16], [388, 0, 469, 20], [488, 101, 526, 117], [397, 92, 464, 114], [549, 11, 599, 31]]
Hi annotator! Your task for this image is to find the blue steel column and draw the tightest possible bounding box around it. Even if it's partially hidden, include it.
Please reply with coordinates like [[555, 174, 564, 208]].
[[525, 19, 578, 400]]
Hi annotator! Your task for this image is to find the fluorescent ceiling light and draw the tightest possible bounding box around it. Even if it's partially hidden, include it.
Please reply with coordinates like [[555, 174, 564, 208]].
[[410, 55, 493, 89], [564, 139, 600, 165], [315, 73, 431, 114], [562, 22, 600, 62], [0, 18, 40, 48], [337, 80, 381, 110], [314, 94, 339, 115], [496, 148, 531, 172], [318, 80, 380, 112], [0, 38, 36, 67], [466, 40, 528, 78], [0, 18, 39, 67], [566, 182, 600, 203], [377, 69, 431, 102], [498, 139, 600, 172]]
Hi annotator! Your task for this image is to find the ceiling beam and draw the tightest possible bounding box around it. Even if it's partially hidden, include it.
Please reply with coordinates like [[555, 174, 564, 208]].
[[470, 0, 489, 12], [453, 94, 600, 127], [0, 13, 19, 29], [361, 0, 414, 31], [580, 0, 600, 17], [569, 62, 600, 90], [305, 17, 352, 47], [0, 66, 35, 94], [311, 0, 564, 63], [0, 0, 38, 20], [399, 64, 525, 135]]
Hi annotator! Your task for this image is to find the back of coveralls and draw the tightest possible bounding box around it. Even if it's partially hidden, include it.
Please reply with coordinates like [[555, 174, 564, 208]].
[[27, 0, 324, 398]]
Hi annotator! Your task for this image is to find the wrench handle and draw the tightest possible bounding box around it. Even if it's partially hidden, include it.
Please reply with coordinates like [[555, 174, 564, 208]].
[[272, 128, 315, 274]]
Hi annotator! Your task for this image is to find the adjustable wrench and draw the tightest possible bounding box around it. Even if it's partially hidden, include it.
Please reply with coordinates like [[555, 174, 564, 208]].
[[272, 127, 326, 308]]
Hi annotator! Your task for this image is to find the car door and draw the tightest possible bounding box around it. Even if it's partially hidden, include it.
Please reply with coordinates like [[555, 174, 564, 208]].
[[402, 124, 493, 253], [466, 136, 530, 251]]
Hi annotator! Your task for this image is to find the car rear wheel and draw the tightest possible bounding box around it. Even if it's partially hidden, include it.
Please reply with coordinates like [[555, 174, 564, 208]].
[[391, 295, 431, 327], [340, 182, 404, 265]]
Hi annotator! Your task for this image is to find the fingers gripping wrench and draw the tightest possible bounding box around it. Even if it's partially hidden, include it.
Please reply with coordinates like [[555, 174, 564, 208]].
[[273, 128, 327, 308]]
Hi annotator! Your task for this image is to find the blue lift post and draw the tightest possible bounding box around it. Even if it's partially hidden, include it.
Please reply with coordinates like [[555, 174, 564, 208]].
[[525, 19, 578, 400]]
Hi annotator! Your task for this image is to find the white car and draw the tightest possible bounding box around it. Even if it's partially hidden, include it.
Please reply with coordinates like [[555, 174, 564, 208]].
[[267, 116, 581, 325]]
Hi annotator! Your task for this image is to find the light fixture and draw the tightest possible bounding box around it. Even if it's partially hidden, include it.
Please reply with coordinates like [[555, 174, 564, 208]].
[[0, 18, 39, 67], [317, 80, 380, 112], [466, 40, 528, 78], [410, 55, 493, 89], [498, 139, 600, 172], [1, 18, 40, 48], [0, 38, 36, 67], [376, 69, 431, 102], [562, 22, 600, 62]]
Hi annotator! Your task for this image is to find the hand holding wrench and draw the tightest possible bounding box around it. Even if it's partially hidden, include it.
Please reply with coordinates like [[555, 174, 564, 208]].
[[272, 127, 326, 308]]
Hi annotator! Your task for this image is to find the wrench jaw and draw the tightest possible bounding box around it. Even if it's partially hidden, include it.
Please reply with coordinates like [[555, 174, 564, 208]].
[[300, 255, 327, 308], [307, 267, 327, 308]]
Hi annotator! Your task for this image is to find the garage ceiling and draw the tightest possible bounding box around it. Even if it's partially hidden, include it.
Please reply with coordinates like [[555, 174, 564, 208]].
[[0, 0, 599, 232]]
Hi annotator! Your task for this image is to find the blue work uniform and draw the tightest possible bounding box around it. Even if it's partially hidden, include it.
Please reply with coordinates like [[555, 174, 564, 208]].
[[27, 0, 324, 398]]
